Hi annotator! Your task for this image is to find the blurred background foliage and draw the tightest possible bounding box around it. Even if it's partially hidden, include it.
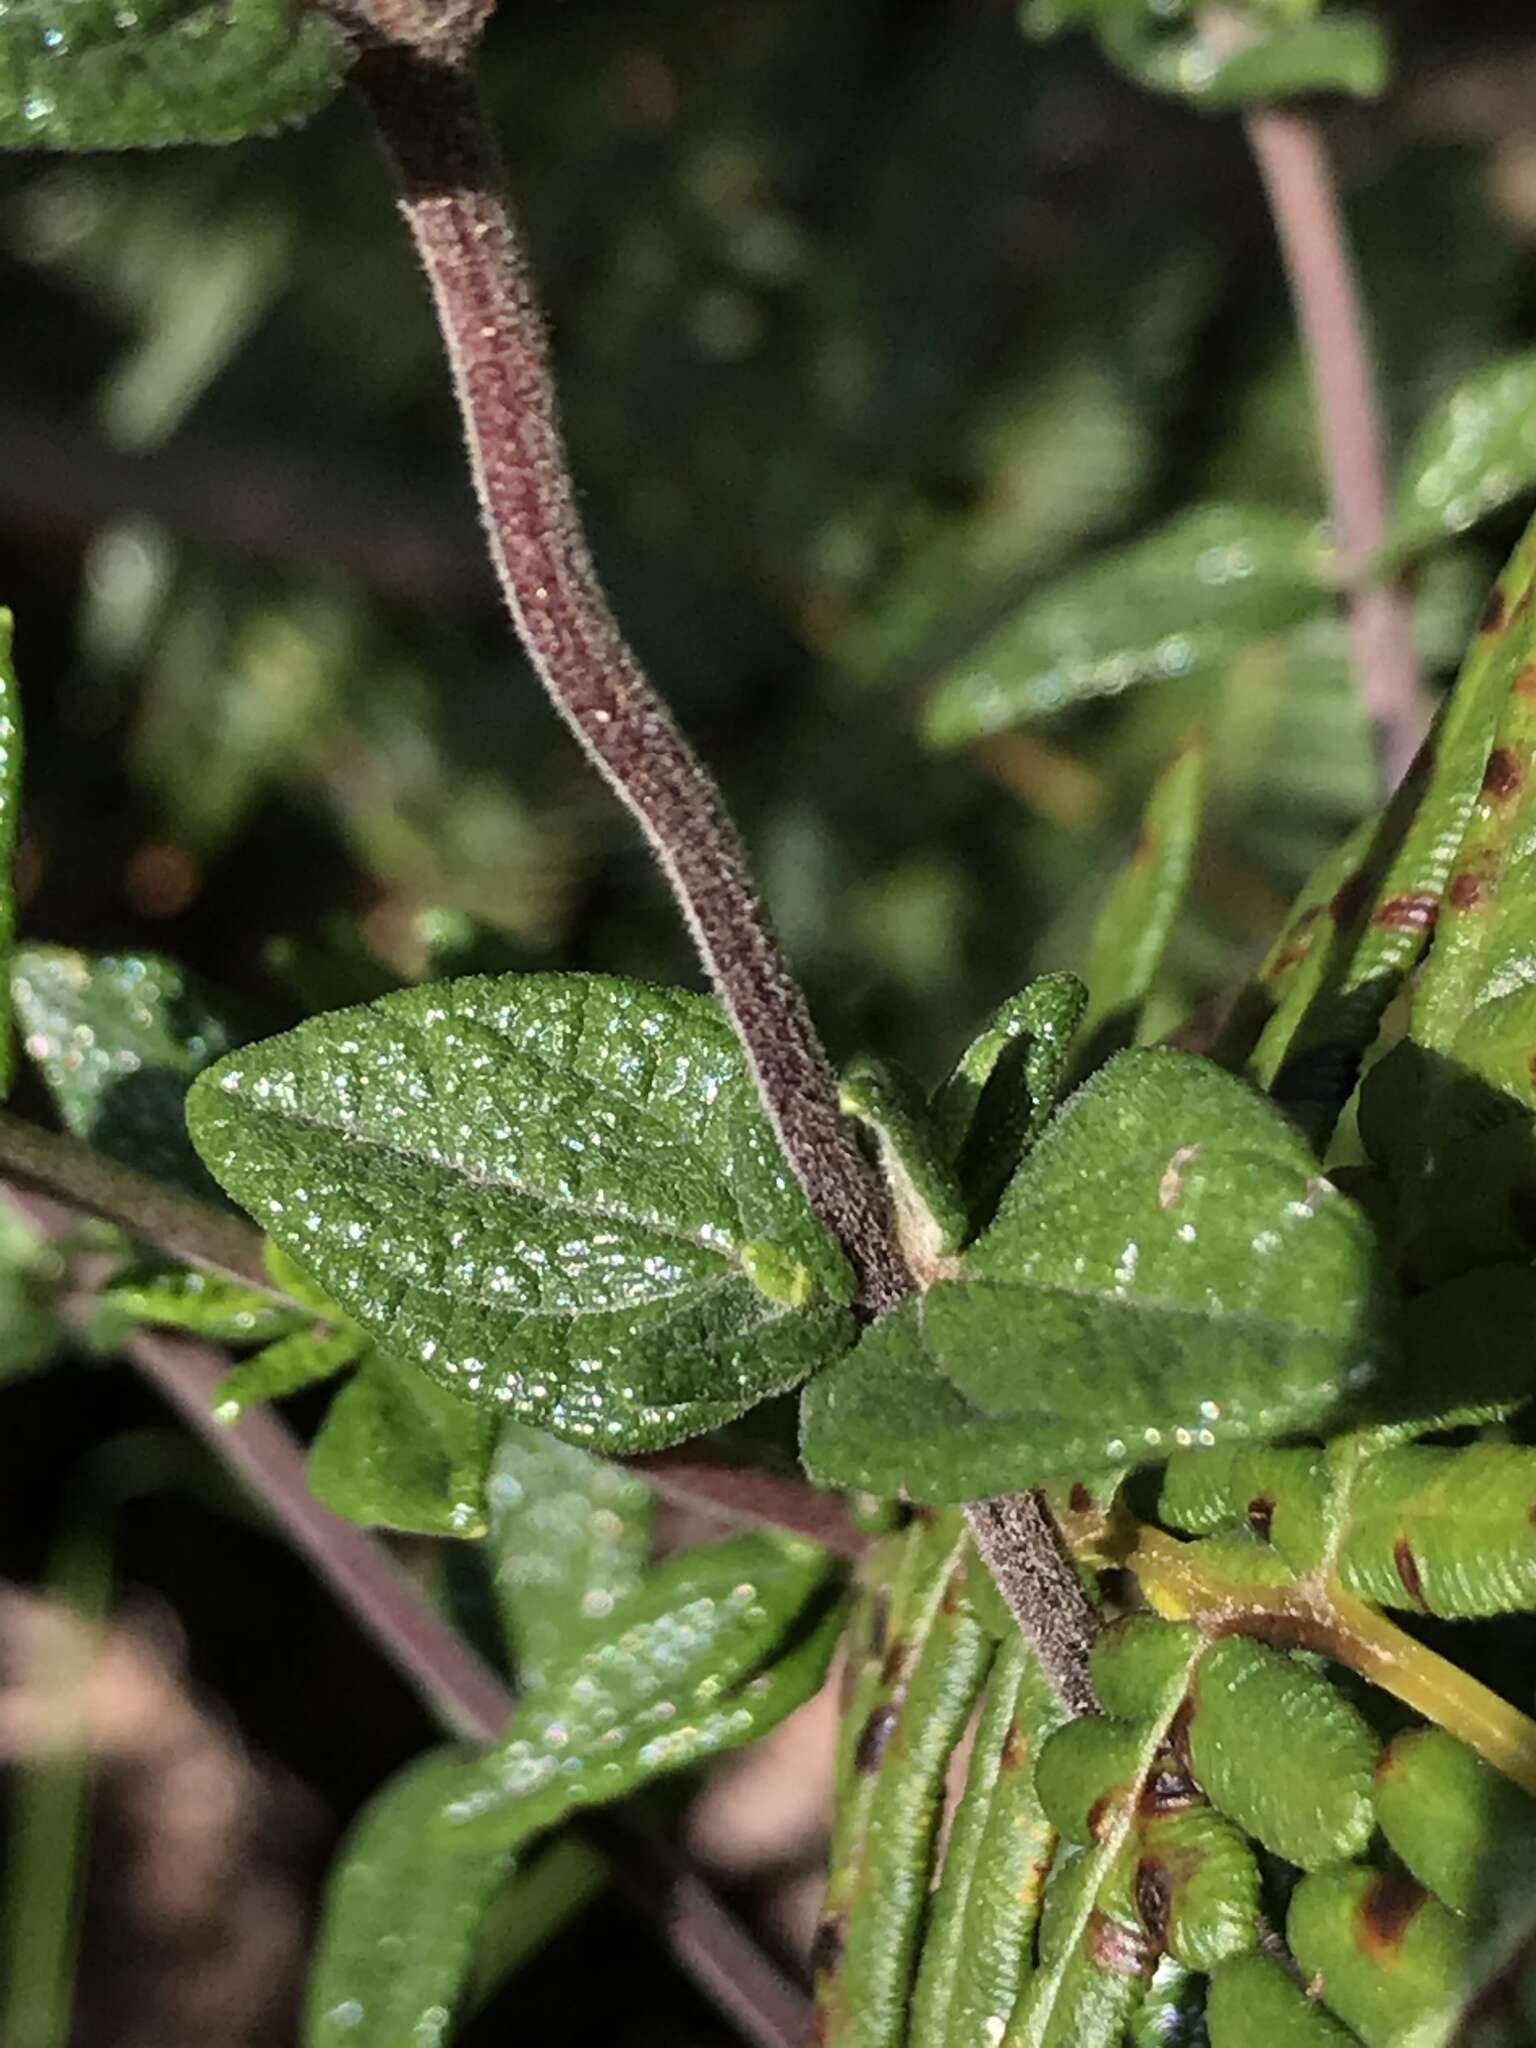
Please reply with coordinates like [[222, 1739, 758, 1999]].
[[1, 0, 1535, 2040]]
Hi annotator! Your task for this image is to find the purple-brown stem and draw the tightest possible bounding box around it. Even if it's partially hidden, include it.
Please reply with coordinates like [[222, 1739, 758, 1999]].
[[1244, 104, 1431, 791]]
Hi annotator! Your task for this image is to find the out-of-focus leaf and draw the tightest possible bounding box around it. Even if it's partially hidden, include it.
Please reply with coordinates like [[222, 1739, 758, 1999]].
[[12, 944, 241, 1197], [436, 1531, 834, 1851], [303, 1748, 512, 2048], [307, 1349, 498, 1540], [0, 1202, 63, 1386], [486, 1425, 653, 1694], [0, 0, 346, 153], [1025, 1, 1388, 108], [1287, 1865, 1473, 2048], [1335, 1445, 1536, 1619], [188, 974, 855, 1453], [924, 504, 1327, 746], [1080, 738, 1207, 1056], [103, 1263, 302, 1344], [1206, 1952, 1355, 2044], [0, 615, 20, 1103], [922, 1052, 1387, 1479], [1390, 352, 1536, 557], [210, 1324, 363, 1424], [1374, 1727, 1536, 1921]]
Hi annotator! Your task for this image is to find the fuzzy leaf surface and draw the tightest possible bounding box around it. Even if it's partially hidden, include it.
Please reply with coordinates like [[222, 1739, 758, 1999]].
[[924, 504, 1327, 746], [14, 944, 240, 1197], [1335, 1444, 1536, 1617], [187, 975, 855, 1453], [437, 1530, 833, 1851], [921, 1051, 1387, 1479], [0, 0, 346, 152], [486, 1424, 653, 1693], [303, 1747, 510, 2048]]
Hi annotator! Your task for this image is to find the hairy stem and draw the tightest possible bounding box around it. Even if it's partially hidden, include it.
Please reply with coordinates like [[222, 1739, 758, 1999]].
[[965, 1494, 1100, 1717], [0, 1109, 274, 1295], [1244, 104, 1431, 790], [339, 26, 902, 1316], [1128, 1524, 1536, 1798], [119, 1323, 812, 2048]]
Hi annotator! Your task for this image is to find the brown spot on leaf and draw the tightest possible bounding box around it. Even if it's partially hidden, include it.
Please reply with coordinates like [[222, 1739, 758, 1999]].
[[1069, 1482, 1093, 1514], [1000, 1720, 1027, 1771], [1516, 660, 1536, 703], [880, 1640, 910, 1690], [1393, 1538, 1428, 1609], [1167, 1696, 1195, 1770], [1246, 1495, 1275, 1542], [1140, 1750, 1199, 1815], [1330, 871, 1371, 927], [1356, 1873, 1427, 1962], [1482, 747, 1524, 802], [1087, 1908, 1156, 1979], [940, 1563, 968, 1616], [1158, 1144, 1201, 1211], [1480, 586, 1508, 635], [1087, 1791, 1116, 1841], [1448, 871, 1484, 911], [810, 1915, 845, 1982], [867, 1594, 889, 1660], [855, 1704, 899, 1775], [1135, 1858, 1173, 1948], [1269, 905, 1322, 977], [1372, 893, 1439, 933]]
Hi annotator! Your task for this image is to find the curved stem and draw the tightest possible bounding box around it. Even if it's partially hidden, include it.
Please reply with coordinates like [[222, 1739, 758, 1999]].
[[0, 1109, 274, 1296], [1244, 105, 1431, 791]]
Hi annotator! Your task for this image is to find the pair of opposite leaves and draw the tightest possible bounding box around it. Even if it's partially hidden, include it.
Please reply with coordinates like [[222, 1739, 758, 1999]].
[[186, 971, 1387, 1496]]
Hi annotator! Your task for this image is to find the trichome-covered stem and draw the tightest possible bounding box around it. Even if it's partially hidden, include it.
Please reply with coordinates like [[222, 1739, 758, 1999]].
[[343, 26, 904, 1315]]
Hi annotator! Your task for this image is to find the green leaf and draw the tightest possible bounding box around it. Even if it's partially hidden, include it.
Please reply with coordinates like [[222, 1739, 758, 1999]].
[[1335, 1445, 1536, 1618], [1026, 1, 1388, 108], [1089, 1616, 1202, 1720], [485, 1425, 653, 1694], [1185, 1636, 1378, 1868], [1287, 1865, 1473, 2048], [924, 504, 1328, 747], [0, 1202, 62, 1386], [103, 1263, 303, 1344], [303, 1748, 512, 2048], [909, 1633, 1064, 2046], [0, 0, 346, 153], [1390, 352, 1536, 557], [14, 945, 241, 1198], [1036, 1716, 1151, 1845], [211, 1324, 362, 1423], [436, 1530, 833, 1852], [307, 1348, 497, 1539], [186, 974, 856, 1454], [921, 1051, 1389, 1481], [1080, 738, 1207, 1058], [1099, 1805, 1259, 1973], [1206, 1952, 1355, 2044], [1374, 1728, 1536, 1922], [839, 1056, 968, 1270], [0, 615, 21, 1102]]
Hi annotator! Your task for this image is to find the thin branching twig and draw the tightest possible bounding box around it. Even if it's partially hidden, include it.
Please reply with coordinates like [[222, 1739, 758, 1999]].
[[1244, 104, 1431, 789]]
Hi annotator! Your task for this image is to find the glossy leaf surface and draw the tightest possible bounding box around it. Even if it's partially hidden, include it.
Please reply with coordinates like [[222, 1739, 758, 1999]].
[[0, 0, 346, 152], [307, 1348, 497, 1539], [14, 945, 240, 1196], [187, 974, 855, 1453], [304, 1748, 510, 2048], [923, 1052, 1387, 1476], [437, 1531, 832, 1851], [486, 1424, 653, 1694], [103, 1263, 302, 1345], [1391, 351, 1536, 556], [924, 504, 1327, 746]]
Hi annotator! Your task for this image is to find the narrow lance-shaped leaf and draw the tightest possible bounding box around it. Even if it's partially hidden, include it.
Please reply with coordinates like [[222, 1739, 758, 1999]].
[[211, 1324, 363, 1424], [307, 1348, 498, 1540], [485, 1424, 653, 1694], [0, 615, 21, 1101], [1079, 737, 1206, 1060], [0, 0, 347, 153], [303, 1748, 512, 2048], [923, 504, 1329, 748], [436, 1530, 833, 1853], [1389, 351, 1536, 559], [1267, 513, 1536, 1145], [187, 974, 856, 1454], [102, 1263, 304, 1345], [14, 945, 242, 1198]]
